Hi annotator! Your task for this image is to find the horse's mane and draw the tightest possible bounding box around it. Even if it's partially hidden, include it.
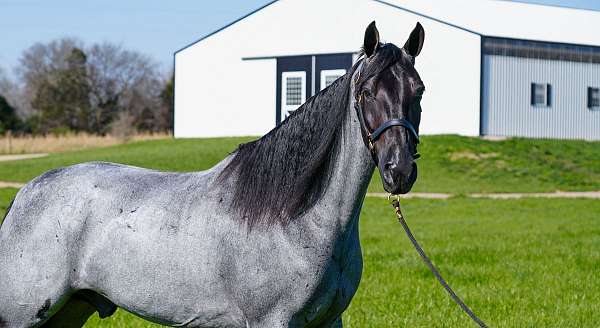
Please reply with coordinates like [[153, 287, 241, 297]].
[[220, 44, 403, 227]]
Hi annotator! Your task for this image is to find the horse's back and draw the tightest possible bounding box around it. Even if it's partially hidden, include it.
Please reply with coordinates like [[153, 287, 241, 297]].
[[1, 160, 216, 235], [1, 160, 227, 254]]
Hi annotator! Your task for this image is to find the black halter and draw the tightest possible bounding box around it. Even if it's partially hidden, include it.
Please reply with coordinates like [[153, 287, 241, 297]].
[[353, 64, 420, 164]]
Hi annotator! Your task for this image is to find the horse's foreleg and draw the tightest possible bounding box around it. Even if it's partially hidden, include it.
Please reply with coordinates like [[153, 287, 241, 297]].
[[40, 297, 96, 328], [327, 317, 343, 328], [41, 290, 117, 328]]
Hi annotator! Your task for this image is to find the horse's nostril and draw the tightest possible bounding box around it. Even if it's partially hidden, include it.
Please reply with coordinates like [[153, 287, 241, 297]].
[[384, 162, 396, 172]]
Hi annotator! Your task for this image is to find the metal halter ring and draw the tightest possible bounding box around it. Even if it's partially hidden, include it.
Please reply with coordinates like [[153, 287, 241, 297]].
[[387, 194, 401, 203]]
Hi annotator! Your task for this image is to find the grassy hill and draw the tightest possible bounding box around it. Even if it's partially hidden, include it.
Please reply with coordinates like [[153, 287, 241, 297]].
[[0, 135, 598, 193]]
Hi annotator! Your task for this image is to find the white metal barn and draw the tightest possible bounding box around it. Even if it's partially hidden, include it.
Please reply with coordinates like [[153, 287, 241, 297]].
[[174, 0, 600, 140]]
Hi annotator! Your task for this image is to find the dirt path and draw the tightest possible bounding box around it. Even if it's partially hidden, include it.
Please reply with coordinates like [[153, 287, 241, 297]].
[[367, 192, 451, 199], [367, 191, 600, 199], [0, 153, 48, 162], [469, 190, 600, 199], [0, 181, 25, 188]]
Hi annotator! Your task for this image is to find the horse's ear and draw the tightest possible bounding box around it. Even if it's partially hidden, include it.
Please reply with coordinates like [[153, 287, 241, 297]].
[[403, 22, 425, 57], [363, 21, 380, 58]]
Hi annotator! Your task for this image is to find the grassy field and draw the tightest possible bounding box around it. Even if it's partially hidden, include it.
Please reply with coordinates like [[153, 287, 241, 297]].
[[0, 135, 599, 327], [1, 193, 599, 327], [0, 135, 598, 193], [0, 188, 16, 216]]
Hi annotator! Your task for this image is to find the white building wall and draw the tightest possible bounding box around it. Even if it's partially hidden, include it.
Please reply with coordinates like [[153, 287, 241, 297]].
[[175, 0, 481, 138], [174, 36, 276, 138]]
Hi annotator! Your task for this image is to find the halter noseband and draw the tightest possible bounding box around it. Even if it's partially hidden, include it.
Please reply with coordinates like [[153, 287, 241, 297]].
[[353, 62, 420, 164]]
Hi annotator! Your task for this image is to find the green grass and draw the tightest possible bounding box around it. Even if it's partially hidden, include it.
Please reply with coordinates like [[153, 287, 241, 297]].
[[0, 135, 598, 193], [1, 194, 599, 327], [0, 188, 17, 217], [346, 197, 600, 327]]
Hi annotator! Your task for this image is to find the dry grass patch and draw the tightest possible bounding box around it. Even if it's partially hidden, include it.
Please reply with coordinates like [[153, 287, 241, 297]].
[[448, 151, 500, 161], [0, 132, 170, 155]]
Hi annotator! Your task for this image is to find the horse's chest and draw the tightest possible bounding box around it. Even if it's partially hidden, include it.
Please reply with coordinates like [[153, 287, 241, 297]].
[[297, 233, 363, 326]]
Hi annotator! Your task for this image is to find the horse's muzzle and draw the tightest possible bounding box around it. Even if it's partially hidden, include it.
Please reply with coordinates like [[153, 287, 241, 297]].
[[381, 162, 417, 194]]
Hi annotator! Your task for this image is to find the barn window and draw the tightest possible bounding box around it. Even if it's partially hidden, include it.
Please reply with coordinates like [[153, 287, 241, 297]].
[[531, 83, 551, 107], [320, 69, 346, 90], [281, 71, 306, 119], [588, 87, 600, 109]]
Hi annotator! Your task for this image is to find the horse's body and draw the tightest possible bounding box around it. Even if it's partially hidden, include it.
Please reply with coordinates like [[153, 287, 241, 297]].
[[0, 85, 372, 328], [0, 22, 425, 327]]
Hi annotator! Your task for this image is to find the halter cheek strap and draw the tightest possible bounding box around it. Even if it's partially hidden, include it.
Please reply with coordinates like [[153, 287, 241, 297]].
[[354, 88, 421, 163]]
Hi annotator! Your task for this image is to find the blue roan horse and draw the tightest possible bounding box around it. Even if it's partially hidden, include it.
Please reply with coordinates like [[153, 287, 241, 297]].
[[0, 22, 425, 328]]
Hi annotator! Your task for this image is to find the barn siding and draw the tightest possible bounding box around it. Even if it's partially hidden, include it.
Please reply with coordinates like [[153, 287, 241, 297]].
[[482, 51, 600, 140]]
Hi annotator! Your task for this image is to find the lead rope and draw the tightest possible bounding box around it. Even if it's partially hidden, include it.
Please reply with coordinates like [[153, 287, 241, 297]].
[[389, 195, 489, 328]]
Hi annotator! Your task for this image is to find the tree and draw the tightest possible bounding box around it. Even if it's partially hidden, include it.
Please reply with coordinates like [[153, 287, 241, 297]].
[[0, 95, 22, 134], [0, 67, 27, 120], [0, 67, 12, 101], [18, 38, 85, 133], [30, 47, 92, 133], [159, 74, 174, 132], [85, 42, 164, 134], [17, 38, 170, 134], [18, 38, 83, 100]]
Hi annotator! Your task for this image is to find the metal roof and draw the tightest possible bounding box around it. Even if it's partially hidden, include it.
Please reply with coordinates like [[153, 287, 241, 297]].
[[379, 0, 600, 46]]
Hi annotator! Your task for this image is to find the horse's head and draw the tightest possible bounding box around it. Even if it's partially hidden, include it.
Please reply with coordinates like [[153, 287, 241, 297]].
[[354, 21, 425, 195]]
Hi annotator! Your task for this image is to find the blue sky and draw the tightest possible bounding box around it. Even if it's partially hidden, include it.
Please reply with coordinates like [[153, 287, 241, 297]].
[[1, 0, 599, 77]]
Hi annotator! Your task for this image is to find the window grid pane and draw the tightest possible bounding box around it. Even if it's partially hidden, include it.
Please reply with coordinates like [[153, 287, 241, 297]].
[[534, 84, 546, 105], [285, 77, 302, 106], [531, 83, 550, 107]]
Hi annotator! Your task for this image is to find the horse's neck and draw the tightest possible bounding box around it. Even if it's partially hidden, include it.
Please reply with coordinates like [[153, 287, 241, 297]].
[[310, 87, 375, 236]]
